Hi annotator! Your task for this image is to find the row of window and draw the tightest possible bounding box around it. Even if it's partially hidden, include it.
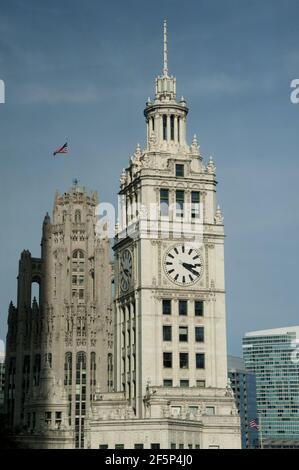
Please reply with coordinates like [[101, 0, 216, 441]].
[[163, 352, 205, 369], [99, 443, 201, 449], [160, 188, 200, 218], [163, 299, 204, 316], [163, 325, 204, 342], [164, 379, 206, 388]]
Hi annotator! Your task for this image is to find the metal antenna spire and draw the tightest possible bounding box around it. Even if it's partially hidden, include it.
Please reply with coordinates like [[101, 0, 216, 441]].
[[163, 19, 168, 76]]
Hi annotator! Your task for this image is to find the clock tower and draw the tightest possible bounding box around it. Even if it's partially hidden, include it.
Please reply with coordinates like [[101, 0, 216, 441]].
[[89, 21, 241, 449]]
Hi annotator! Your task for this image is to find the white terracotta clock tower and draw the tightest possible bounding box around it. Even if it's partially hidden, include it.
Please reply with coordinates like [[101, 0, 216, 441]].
[[89, 21, 241, 449]]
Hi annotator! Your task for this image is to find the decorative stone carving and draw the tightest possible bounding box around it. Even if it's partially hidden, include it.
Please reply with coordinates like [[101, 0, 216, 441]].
[[207, 155, 216, 174]]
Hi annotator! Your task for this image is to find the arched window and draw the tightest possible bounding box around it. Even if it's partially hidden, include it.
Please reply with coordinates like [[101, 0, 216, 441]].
[[75, 210, 81, 223], [72, 251, 85, 301]]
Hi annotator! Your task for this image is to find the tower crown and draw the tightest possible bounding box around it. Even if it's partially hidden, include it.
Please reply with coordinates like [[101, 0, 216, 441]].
[[144, 20, 189, 151]]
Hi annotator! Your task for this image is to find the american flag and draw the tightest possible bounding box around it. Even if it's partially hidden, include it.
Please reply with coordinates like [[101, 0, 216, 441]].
[[249, 419, 260, 430], [53, 142, 68, 156]]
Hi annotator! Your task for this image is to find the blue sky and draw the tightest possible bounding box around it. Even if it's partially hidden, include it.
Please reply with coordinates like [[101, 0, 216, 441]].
[[0, 0, 299, 355]]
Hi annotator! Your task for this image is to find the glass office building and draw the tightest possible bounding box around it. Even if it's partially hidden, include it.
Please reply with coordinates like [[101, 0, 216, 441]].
[[243, 327, 299, 448], [228, 356, 259, 448]]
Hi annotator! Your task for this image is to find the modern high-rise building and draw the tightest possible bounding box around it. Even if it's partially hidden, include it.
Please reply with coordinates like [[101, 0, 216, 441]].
[[87, 21, 241, 449], [4, 185, 113, 448], [228, 356, 259, 448], [243, 327, 299, 449]]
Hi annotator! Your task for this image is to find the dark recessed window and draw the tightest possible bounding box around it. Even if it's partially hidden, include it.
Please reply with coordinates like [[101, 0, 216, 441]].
[[176, 190, 184, 218], [99, 444, 108, 449], [160, 189, 169, 216], [196, 353, 205, 369], [179, 300, 188, 316], [179, 326, 188, 342], [134, 444, 144, 449], [151, 443, 160, 449], [163, 379, 173, 387], [163, 115, 167, 140], [115, 444, 124, 449], [191, 191, 200, 219], [195, 326, 204, 343], [180, 380, 189, 388], [180, 352, 189, 369], [176, 164, 184, 177], [163, 352, 173, 368], [170, 115, 175, 140], [162, 299, 171, 315], [163, 325, 172, 342], [195, 301, 204, 317]]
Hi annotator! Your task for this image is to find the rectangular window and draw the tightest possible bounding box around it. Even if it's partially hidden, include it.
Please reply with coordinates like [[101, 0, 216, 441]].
[[191, 191, 200, 219], [179, 444, 184, 449], [180, 380, 189, 388], [176, 190, 184, 218], [170, 115, 175, 140], [163, 325, 172, 342], [163, 115, 167, 140], [163, 379, 173, 387], [99, 444, 108, 449], [196, 380, 206, 388], [160, 189, 169, 216], [195, 326, 204, 343], [180, 353, 189, 369], [196, 353, 205, 369], [151, 443, 160, 449], [171, 443, 176, 449], [206, 406, 215, 416], [115, 444, 124, 449], [195, 300, 204, 316], [179, 300, 188, 316], [162, 299, 171, 315], [179, 326, 188, 342], [163, 352, 173, 368], [176, 164, 184, 177], [134, 444, 144, 449]]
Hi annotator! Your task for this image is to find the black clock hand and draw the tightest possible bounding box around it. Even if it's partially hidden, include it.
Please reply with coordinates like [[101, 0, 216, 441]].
[[182, 262, 200, 276]]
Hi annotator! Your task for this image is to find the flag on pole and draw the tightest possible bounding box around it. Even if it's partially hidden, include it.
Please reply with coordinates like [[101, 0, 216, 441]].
[[53, 142, 68, 156], [249, 419, 260, 430]]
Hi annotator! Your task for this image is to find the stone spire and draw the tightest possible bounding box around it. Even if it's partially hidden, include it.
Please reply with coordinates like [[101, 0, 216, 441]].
[[144, 21, 189, 151], [163, 19, 168, 77]]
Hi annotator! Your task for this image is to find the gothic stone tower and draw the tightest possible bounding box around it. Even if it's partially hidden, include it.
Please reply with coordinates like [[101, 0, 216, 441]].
[[5, 184, 113, 448], [88, 22, 241, 449]]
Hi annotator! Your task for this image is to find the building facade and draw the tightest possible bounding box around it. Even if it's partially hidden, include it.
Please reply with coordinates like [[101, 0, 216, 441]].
[[4, 185, 113, 448], [87, 21, 241, 449], [228, 355, 259, 448], [243, 327, 299, 448]]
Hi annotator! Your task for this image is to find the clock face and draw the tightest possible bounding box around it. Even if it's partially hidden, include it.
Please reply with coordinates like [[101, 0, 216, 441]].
[[120, 249, 132, 292], [164, 244, 203, 286]]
